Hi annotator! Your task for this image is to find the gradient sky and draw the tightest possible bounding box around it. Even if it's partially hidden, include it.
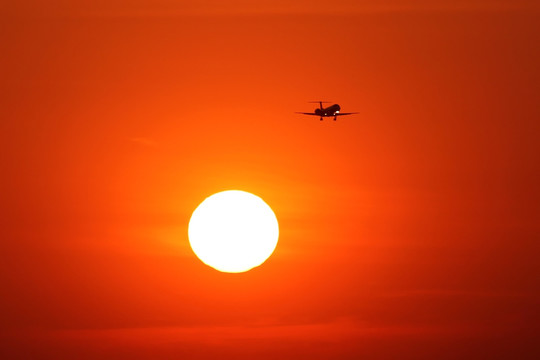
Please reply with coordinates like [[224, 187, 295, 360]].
[[1, 1, 539, 359]]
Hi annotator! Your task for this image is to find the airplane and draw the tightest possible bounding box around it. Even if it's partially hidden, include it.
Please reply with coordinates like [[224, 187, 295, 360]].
[[296, 101, 358, 121]]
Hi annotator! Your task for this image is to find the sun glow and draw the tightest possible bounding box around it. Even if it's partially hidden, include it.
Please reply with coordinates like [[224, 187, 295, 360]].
[[188, 190, 279, 273]]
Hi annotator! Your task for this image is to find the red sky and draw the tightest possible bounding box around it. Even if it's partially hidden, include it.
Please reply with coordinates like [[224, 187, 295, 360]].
[[1, 1, 539, 359]]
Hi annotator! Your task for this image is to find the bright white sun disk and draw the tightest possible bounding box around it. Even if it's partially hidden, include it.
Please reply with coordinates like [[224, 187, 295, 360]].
[[188, 190, 279, 273]]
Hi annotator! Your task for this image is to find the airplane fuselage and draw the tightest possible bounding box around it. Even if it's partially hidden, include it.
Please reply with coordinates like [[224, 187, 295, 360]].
[[314, 104, 341, 117]]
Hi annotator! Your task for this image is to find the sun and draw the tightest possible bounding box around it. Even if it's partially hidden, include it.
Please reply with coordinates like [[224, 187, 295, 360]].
[[188, 190, 279, 273]]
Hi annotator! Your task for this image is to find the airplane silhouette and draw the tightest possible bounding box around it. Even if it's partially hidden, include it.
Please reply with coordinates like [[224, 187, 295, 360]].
[[296, 101, 358, 121]]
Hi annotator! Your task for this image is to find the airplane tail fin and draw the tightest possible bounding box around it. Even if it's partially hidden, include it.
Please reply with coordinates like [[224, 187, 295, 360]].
[[308, 101, 331, 110]]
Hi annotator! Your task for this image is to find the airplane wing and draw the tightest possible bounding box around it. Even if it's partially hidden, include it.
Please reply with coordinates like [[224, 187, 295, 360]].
[[334, 112, 358, 116], [295, 112, 318, 116]]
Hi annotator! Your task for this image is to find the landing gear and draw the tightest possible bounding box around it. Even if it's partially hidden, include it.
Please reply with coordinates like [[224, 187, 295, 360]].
[[320, 117, 323, 121], [333, 116, 337, 121]]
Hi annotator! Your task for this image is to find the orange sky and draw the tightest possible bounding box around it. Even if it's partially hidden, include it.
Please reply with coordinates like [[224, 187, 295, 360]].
[[1, 1, 539, 359]]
